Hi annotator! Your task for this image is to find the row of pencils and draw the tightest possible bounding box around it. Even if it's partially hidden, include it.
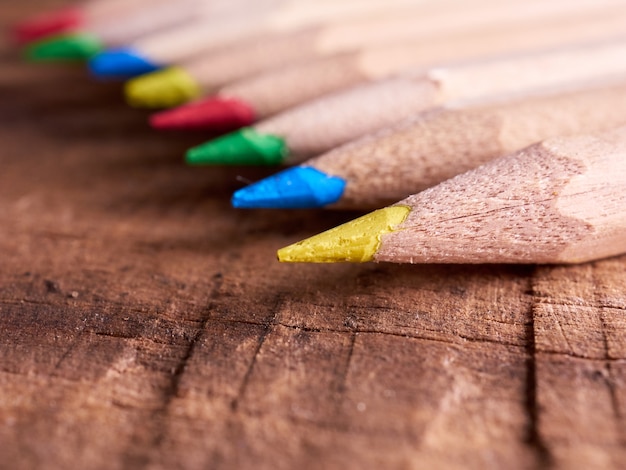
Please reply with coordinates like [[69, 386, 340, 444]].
[[15, 0, 626, 265]]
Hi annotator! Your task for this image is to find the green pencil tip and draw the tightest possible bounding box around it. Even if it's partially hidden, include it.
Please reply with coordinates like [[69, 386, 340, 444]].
[[25, 33, 102, 62], [186, 128, 288, 166]]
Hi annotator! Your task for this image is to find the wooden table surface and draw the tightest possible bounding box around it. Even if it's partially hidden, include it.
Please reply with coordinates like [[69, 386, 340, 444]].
[[1, 2, 625, 469]]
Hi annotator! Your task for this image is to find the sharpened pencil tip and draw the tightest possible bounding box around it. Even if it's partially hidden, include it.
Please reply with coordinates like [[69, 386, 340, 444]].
[[126, 67, 202, 109], [89, 47, 161, 79], [186, 128, 287, 166], [25, 33, 102, 61], [13, 7, 82, 44], [277, 206, 410, 263], [150, 97, 256, 131], [232, 167, 346, 209]]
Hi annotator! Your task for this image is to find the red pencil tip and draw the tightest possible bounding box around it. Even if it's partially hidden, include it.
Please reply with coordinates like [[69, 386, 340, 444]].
[[13, 7, 83, 44], [150, 97, 256, 132]]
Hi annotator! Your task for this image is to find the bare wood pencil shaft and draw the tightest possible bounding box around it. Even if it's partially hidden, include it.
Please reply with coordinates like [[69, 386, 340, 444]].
[[131, 0, 424, 63], [89, 0, 248, 45], [257, 78, 438, 159], [315, 82, 626, 208], [182, 0, 619, 91], [378, 127, 626, 264], [81, 0, 164, 21], [183, 27, 339, 91], [256, 40, 626, 160], [220, 5, 626, 118], [54, 0, 178, 23]]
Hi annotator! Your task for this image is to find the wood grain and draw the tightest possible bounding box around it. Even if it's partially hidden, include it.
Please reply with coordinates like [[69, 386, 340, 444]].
[[259, 40, 626, 161], [219, 2, 626, 119], [0, 2, 625, 469], [378, 127, 626, 264], [315, 81, 626, 208]]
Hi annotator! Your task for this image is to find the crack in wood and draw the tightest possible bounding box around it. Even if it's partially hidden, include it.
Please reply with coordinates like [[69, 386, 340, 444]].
[[595, 267, 626, 447], [92, 330, 139, 341], [528, 268, 554, 469], [230, 297, 282, 412], [538, 350, 626, 362], [51, 333, 83, 374], [548, 307, 576, 357], [133, 273, 226, 466], [603, 359, 625, 445], [208, 316, 526, 350], [531, 297, 626, 312], [92, 330, 194, 348], [591, 264, 626, 446], [236, 406, 409, 439], [338, 331, 356, 395]]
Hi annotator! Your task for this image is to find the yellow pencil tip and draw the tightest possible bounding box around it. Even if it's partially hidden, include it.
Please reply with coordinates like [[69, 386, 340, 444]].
[[277, 206, 410, 263], [125, 67, 201, 109]]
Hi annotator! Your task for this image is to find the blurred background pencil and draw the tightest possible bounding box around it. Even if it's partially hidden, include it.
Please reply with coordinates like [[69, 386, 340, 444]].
[[149, 3, 626, 131], [186, 39, 626, 165], [232, 80, 626, 209], [25, 0, 299, 65], [125, 0, 621, 108], [13, 0, 163, 44], [278, 126, 626, 265], [86, 0, 423, 79], [19, 0, 267, 61]]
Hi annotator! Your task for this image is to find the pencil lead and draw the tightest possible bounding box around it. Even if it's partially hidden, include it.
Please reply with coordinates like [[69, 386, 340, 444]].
[[88, 48, 162, 79], [24, 33, 102, 62], [277, 206, 410, 263], [186, 128, 287, 166], [12, 7, 82, 44], [150, 97, 256, 131], [125, 68, 202, 109], [232, 167, 346, 209]]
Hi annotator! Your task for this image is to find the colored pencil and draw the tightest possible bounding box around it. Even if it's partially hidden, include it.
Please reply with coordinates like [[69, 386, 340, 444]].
[[20, 0, 248, 61], [186, 39, 626, 166], [87, 0, 424, 79], [232, 81, 626, 209], [126, 0, 618, 108], [278, 126, 626, 265], [152, 3, 626, 129], [24, 0, 290, 64], [13, 0, 156, 44]]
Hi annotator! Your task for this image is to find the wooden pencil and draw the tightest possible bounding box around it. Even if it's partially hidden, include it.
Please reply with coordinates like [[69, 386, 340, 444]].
[[186, 39, 626, 165], [126, 0, 618, 108], [88, 0, 424, 78], [19, 0, 248, 49], [232, 80, 626, 210], [21, 0, 263, 61], [153, 3, 626, 128], [13, 0, 160, 44], [278, 126, 626, 265]]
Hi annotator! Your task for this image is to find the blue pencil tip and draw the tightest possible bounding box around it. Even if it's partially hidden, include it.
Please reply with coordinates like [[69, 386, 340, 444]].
[[232, 166, 346, 209], [88, 47, 162, 79]]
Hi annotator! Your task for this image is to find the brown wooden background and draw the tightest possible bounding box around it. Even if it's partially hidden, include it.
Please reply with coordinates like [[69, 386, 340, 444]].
[[1, 2, 625, 469]]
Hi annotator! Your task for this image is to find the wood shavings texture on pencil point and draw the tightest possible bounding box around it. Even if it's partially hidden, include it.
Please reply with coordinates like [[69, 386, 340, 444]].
[[238, 80, 626, 210], [278, 126, 626, 265]]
